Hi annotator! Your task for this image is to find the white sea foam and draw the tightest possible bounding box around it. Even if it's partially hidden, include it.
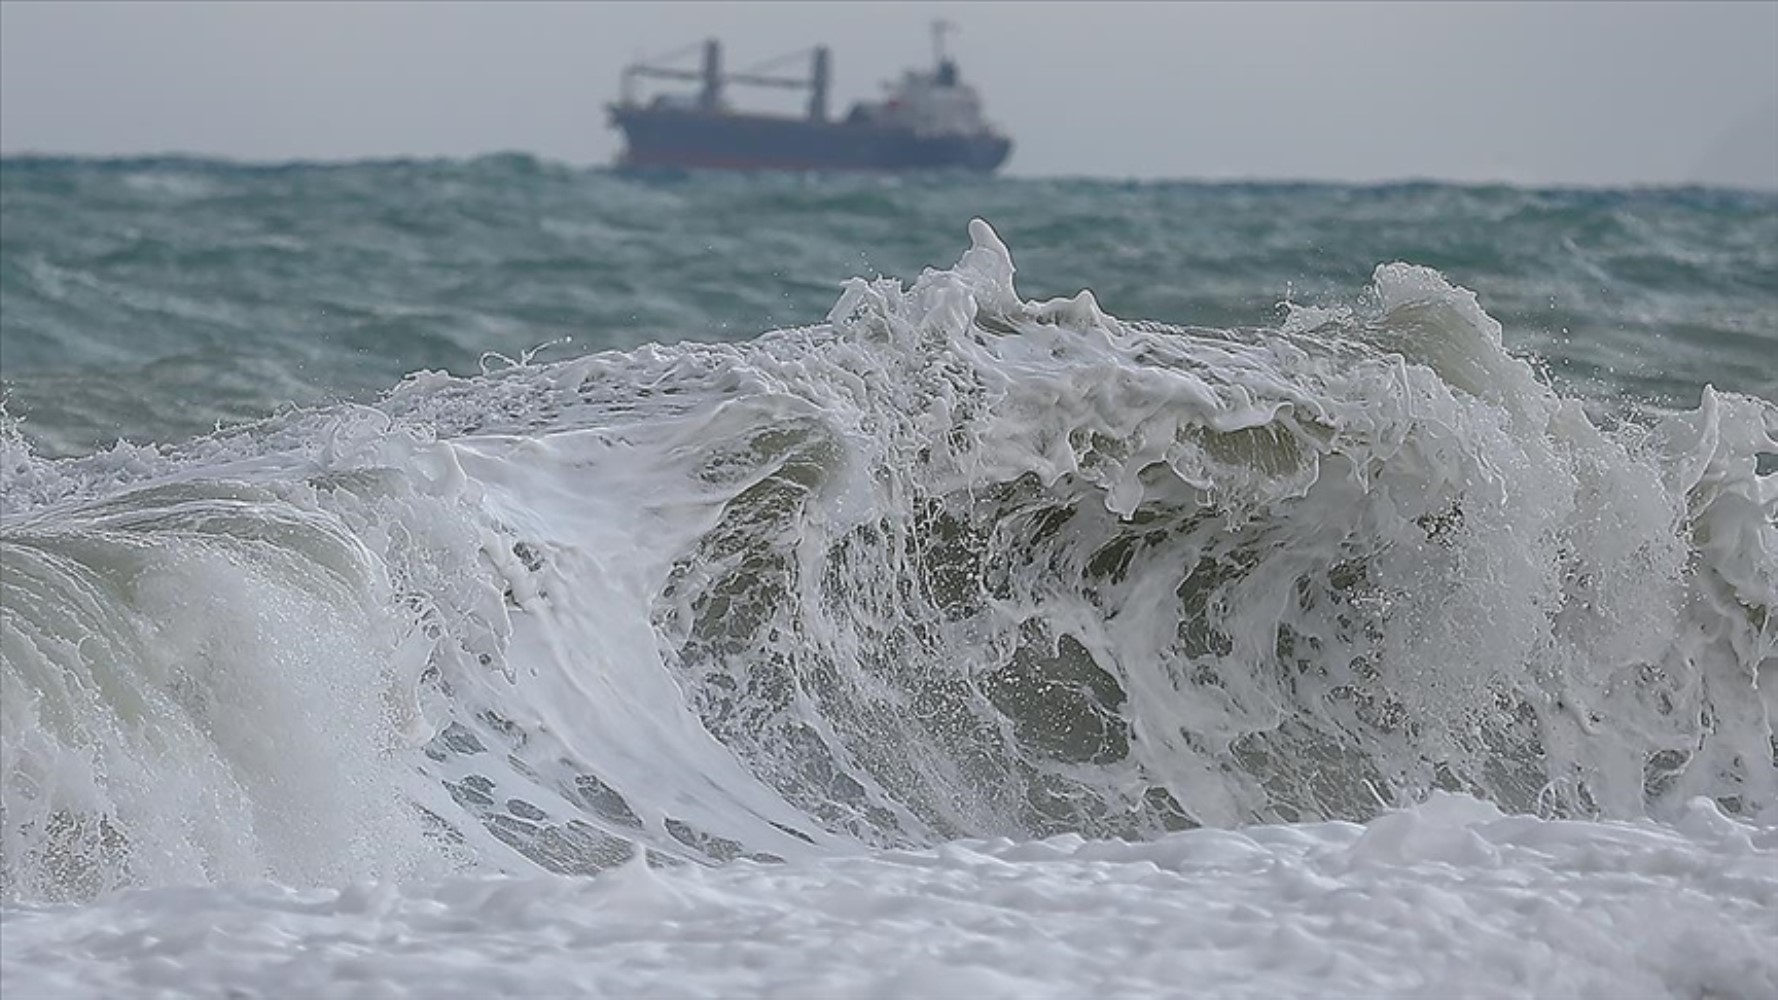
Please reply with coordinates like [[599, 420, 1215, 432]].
[[2, 221, 1774, 994], [3, 794, 1773, 999]]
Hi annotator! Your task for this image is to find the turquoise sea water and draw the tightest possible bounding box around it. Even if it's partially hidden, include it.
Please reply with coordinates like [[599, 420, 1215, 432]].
[[4, 155, 1773, 456], [2, 155, 1773, 906]]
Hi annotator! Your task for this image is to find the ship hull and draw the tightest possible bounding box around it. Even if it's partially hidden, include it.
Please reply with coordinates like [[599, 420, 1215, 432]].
[[609, 107, 1011, 173]]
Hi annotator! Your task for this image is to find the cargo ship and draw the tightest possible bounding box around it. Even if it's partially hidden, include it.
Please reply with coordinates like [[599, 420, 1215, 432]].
[[608, 23, 1012, 173]]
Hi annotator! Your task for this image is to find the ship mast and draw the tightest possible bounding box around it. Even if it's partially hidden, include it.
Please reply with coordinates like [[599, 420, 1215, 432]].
[[931, 19, 956, 67]]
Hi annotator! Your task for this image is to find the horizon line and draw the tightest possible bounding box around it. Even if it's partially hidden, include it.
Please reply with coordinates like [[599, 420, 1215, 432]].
[[1, 149, 1773, 196]]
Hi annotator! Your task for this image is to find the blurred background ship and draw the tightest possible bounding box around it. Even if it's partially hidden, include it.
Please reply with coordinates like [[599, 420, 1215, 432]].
[[608, 22, 1012, 173]]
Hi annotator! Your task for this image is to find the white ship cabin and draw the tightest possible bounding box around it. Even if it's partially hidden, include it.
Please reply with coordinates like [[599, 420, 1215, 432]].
[[846, 24, 1001, 139], [848, 61, 995, 138]]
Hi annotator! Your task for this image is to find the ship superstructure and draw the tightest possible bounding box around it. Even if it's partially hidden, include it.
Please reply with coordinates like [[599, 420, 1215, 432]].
[[608, 23, 1012, 173]]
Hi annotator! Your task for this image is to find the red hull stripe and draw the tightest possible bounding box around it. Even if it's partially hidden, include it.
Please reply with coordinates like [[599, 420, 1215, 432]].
[[621, 152, 904, 172]]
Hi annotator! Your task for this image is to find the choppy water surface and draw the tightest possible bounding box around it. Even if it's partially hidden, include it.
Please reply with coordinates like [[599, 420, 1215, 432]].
[[1, 158, 1773, 911], [4, 156, 1773, 456]]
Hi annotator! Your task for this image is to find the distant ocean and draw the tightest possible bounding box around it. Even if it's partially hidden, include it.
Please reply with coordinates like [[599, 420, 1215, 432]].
[[2, 156, 1775, 998]]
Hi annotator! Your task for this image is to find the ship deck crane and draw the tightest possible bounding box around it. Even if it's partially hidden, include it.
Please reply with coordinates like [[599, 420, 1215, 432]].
[[620, 40, 833, 121]]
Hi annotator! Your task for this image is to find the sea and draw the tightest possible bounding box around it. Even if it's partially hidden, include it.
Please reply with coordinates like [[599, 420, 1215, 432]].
[[1, 155, 1775, 998]]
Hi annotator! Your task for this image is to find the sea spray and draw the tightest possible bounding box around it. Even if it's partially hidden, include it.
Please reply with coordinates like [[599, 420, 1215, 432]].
[[2, 221, 1773, 903], [649, 221, 1775, 839]]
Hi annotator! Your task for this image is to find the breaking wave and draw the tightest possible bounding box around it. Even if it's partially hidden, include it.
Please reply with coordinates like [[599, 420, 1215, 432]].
[[3, 220, 1774, 901]]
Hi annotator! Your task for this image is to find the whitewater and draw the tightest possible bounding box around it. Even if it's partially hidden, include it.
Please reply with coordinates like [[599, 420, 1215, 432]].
[[3, 210, 1776, 997]]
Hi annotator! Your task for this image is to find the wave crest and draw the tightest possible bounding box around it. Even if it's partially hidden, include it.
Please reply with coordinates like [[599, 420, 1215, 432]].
[[3, 221, 1773, 901]]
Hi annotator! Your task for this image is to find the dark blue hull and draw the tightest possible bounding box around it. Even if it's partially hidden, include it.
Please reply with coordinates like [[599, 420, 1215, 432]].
[[609, 107, 1012, 173]]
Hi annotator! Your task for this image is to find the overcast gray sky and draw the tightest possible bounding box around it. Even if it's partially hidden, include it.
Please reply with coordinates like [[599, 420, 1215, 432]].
[[2, 1, 1773, 188]]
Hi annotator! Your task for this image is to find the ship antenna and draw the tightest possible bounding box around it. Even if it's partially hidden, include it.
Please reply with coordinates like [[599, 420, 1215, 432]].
[[932, 19, 956, 67]]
